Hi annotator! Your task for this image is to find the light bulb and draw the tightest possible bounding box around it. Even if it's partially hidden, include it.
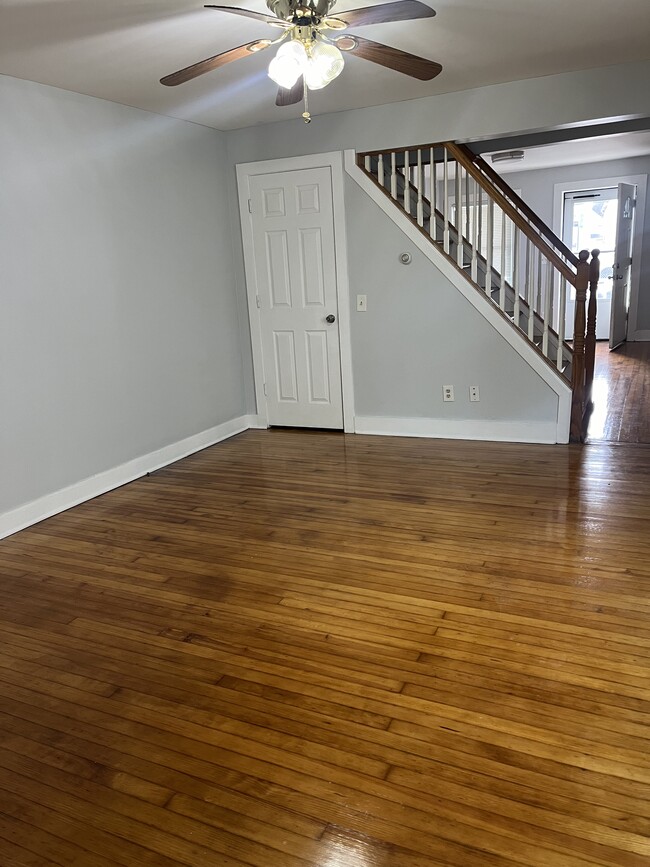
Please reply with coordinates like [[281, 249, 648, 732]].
[[268, 41, 307, 89], [304, 42, 344, 90]]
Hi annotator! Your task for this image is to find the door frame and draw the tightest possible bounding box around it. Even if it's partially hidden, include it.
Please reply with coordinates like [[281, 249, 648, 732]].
[[237, 152, 355, 432], [553, 173, 647, 341]]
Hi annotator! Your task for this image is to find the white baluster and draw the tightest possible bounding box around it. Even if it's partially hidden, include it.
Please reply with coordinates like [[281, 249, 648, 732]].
[[429, 148, 437, 242], [542, 258, 553, 358], [378, 153, 384, 188], [512, 226, 520, 329], [471, 178, 479, 283], [456, 165, 464, 268], [443, 149, 450, 255], [499, 210, 507, 311], [557, 276, 567, 370], [526, 241, 534, 340], [465, 169, 471, 241], [364, 154, 371, 173], [485, 196, 493, 296], [416, 149, 424, 227], [536, 248, 543, 315], [403, 149, 410, 214], [390, 152, 397, 200]]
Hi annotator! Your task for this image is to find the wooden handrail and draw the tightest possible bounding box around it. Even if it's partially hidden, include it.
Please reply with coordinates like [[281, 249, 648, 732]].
[[458, 146, 580, 268], [444, 141, 577, 284]]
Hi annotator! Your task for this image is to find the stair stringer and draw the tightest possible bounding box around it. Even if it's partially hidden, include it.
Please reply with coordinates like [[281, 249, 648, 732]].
[[344, 150, 571, 444]]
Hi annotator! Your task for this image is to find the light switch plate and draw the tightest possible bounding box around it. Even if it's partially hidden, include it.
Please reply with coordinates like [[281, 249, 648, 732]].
[[356, 294, 367, 312]]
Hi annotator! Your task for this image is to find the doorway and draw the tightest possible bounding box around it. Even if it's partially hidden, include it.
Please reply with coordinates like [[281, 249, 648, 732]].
[[553, 172, 647, 345], [237, 152, 354, 431], [562, 187, 617, 340]]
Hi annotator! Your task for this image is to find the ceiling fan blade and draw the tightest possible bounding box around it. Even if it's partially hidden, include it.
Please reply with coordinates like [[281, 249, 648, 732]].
[[160, 40, 270, 86], [204, 5, 289, 27], [276, 76, 305, 106], [341, 35, 441, 80], [335, 1, 436, 28]]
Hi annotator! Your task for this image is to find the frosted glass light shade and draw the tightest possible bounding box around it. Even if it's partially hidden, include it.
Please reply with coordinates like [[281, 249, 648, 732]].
[[304, 42, 344, 90], [268, 41, 307, 89]]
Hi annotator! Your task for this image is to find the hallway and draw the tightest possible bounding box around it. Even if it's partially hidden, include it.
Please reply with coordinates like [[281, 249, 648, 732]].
[[587, 342, 650, 444]]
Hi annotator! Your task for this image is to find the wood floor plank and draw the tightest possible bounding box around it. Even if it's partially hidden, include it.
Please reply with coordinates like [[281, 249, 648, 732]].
[[1, 429, 649, 865]]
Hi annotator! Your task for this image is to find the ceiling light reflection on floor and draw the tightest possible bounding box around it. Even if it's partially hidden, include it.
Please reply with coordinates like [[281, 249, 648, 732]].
[[318, 827, 382, 867]]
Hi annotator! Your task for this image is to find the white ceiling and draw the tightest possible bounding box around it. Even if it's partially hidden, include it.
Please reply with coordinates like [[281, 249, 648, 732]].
[[2, 0, 650, 130], [488, 131, 650, 174]]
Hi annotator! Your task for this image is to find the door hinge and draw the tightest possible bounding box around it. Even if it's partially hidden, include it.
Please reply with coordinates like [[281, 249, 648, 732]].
[[256, 295, 261, 308], [248, 198, 252, 213]]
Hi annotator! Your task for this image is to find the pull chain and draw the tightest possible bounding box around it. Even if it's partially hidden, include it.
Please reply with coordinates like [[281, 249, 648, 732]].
[[302, 85, 311, 124]]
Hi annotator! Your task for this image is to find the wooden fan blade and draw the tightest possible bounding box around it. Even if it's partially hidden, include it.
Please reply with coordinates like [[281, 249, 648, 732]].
[[336, 1, 435, 28], [204, 5, 289, 26], [276, 76, 305, 106], [160, 40, 269, 86], [342, 35, 441, 80]]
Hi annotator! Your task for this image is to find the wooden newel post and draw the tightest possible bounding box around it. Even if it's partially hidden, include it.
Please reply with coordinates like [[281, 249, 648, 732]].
[[584, 248, 600, 405], [570, 250, 590, 442]]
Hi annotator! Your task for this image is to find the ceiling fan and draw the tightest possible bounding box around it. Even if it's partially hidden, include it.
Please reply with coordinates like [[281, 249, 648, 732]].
[[160, 1, 442, 120]]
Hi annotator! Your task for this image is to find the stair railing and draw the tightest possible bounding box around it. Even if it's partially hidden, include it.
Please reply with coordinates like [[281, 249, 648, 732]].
[[457, 146, 580, 270], [358, 141, 600, 441]]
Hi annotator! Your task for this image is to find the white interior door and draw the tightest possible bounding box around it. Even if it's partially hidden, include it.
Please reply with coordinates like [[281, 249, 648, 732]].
[[250, 166, 343, 428], [610, 183, 635, 350]]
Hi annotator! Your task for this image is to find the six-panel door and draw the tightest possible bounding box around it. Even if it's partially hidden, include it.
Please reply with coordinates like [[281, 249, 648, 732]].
[[250, 167, 343, 428]]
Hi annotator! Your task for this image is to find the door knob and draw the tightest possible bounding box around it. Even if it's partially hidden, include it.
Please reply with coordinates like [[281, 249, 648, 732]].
[[325, 314, 336, 323]]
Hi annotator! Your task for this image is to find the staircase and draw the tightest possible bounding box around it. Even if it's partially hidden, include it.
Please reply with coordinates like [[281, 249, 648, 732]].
[[357, 141, 600, 442]]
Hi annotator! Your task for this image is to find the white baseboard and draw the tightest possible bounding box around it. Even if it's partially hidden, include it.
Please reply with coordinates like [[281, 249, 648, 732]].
[[631, 330, 650, 341], [354, 415, 559, 444], [0, 415, 251, 541]]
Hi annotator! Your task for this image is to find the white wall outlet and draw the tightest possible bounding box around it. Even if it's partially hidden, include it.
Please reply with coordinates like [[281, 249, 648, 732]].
[[356, 294, 367, 312], [469, 385, 480, 402], [443, 385, 455, 402]]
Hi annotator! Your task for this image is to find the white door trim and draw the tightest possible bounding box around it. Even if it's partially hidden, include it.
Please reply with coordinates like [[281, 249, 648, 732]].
[[237, 152, 355, 432], [553, 173, 648, 342]]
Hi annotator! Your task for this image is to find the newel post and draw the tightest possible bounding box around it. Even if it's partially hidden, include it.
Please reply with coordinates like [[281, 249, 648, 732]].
[[584, 248, 600, 406], [570, 250, 590, 442]]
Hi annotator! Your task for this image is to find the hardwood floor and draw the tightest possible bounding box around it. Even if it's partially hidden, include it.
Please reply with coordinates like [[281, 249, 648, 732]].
[[0, 429, 649, 866], [588, 341, 650, 443]]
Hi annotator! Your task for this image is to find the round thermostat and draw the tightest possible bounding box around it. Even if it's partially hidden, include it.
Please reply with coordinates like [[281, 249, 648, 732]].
[[399, 252, 412, 265]]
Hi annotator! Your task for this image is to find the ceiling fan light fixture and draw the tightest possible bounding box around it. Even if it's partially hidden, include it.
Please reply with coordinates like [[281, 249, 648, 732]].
[[304, 41, 344, 89], [268, 40, 307, 88]]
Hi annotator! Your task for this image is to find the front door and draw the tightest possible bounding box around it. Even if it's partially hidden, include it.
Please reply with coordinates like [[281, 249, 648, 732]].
[[249, 167, 343, 428], [609, 183, 635, 350]]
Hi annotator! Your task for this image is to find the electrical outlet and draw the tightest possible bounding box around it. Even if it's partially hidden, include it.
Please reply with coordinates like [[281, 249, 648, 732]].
[[469, 385, 480, 402], [356, 294, 367, 312], [443, 385, 455, 402]]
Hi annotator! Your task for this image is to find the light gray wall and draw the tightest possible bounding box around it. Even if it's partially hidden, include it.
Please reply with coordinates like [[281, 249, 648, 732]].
[[498, 156, 650, 334], [0, 75, 246, 515], [345, 180, 558, 424], [226, 61, 650, 411], [227, 61, 650, 162]]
